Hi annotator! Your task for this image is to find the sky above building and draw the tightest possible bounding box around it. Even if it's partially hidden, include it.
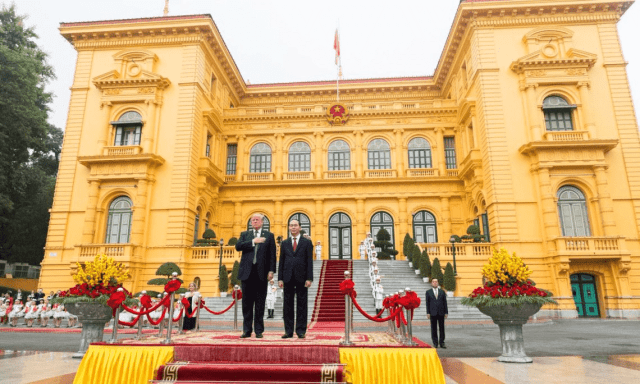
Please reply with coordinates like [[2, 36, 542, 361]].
[[8, 0, 640, 130]]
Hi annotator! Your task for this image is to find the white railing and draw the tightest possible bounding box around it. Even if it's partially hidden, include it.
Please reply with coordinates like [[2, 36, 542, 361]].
[[417, 243, 493, 258], [76, 244, 135, 259], [224, 175, 236, 183], [446, 170, 459, 177]]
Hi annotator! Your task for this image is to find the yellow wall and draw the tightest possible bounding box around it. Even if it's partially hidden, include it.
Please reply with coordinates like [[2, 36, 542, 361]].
[[39, 1, 640, 318]]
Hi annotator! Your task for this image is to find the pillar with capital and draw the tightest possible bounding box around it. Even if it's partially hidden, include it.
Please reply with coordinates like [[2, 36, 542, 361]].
[[274, 133, 284, 180], [235, 135, 246, 182], [523, 83, 542, 141], [130, 179, 148, 245], [354, 130, 364, 178], [314, 199, 324, 258], [142, 100, 157, 153], [398, 197, 408, 241], [99, 102, 113, 150], [536, 167, 560, 249], [82, 180, 101, 244], [394, 128, 405, 176], [441, 196, 451, 237], [314, 131, 324, 179], [435, 127, 445, 175], [578, 81, 596, 138], [356, 199, 366, 251], [274, 200, 283, 235], [594, 166, 617, 236], [233, 201, 243, 236]]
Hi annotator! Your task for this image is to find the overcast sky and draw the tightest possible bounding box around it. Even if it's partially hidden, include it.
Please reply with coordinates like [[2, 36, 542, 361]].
[[8, 0, 640, 130]]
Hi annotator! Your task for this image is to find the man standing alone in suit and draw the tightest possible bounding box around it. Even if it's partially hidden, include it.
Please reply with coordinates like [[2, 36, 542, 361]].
[[235, 213, 277, 338], [426, 278, 448, 348], [278, 219, 313, 339]]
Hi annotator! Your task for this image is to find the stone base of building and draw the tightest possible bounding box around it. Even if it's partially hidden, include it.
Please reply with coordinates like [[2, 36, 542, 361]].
[[606, 309, 640, 319]]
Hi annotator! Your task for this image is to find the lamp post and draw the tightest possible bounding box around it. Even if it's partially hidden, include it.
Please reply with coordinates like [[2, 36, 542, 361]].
[[218, 238, 225, 277], [449, 236, 457, 275]]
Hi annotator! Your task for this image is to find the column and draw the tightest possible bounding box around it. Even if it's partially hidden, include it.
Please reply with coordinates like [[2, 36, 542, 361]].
[[315, 199, 324, 258], [435, 127, 445, 175], [143, 100, 157, 153], [81, 181, 101, 243], [233, 201, 243, 236], [274, 133, 284, 180], [98, 102, 113, 150], [274, 199, 283, 235], [441, 196, 451, 238], [314, 132, 324, 179], [235, 135, 246, 182], [356, 199, 366, 247], [354, 130, 364, 178], [537, 167, 560, 248], [398, 197, 408, 239], [578, 81, 596, 138], [130, 179, 148, 245], [594, 166, 617, 236], [524, 84, 542, 141], [394, 129, 405, 177]]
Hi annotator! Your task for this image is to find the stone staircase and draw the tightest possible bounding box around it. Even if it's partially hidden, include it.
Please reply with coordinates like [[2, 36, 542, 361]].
[[198, 261, 323, 324], [351, 260, 490, 321]]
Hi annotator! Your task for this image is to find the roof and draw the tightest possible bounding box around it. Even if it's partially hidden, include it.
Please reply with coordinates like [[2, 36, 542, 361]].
[[247, 76, 433, 88]]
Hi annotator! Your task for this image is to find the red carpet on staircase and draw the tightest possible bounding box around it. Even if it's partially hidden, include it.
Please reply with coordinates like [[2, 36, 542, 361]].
[[309, 260, 352, 330]]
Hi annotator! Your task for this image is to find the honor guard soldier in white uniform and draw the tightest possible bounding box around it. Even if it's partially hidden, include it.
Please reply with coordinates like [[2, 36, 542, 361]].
[[315, 241, 323, 261], [373, 277, 384, 314], [266, 279, 278, 319]]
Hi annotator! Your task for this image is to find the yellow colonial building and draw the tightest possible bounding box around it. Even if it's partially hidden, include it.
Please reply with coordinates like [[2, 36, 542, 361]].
[[40, 0, 640, 318]]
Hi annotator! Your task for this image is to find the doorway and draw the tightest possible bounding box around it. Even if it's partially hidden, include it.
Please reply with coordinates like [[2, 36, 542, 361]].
[[571, 273, 600, 317], [328, 212, 352, 259]]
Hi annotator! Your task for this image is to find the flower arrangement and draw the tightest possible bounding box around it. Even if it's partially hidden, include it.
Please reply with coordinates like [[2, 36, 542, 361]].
[[52, 254, 137, 306], [461, 248, 557, 307]]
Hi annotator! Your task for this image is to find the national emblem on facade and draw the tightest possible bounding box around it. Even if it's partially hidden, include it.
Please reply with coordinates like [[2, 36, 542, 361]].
[[326, 104, 350, 125]]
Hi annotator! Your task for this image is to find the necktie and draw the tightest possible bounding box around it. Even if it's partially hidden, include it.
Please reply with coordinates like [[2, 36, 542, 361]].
[[434, 288, 439, 298], [293, 237, 297, 252], [253, 230, 259, 264]]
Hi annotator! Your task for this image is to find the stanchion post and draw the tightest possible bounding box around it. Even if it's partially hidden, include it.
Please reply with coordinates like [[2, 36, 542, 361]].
[[108, 306, 120, 344], [403, 288, 418, 346], [340, 271, 353, 346], [385, 295, 393, 334], [398, 289, 407, 343], [161, 273, 178, 344], [178, 294, 185, 334], [233, 285, 240, 331], [194, 295, 201, 332]]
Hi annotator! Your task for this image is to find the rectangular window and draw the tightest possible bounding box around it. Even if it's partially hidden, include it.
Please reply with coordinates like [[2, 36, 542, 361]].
[[368, 151, 391, 170], [408, 149, 432, 168], [206, 135, 212, 158], [329, 152, 350, 171], [545, 111, 573, 131], [114, 126, 141, 146], [289, 153, 311, 172], [444, 137, 457, 169], [13, 265, 29, 279], [226, 144, 237, 175], [481, 213, 490, 242], [250, 154, 271, 173]]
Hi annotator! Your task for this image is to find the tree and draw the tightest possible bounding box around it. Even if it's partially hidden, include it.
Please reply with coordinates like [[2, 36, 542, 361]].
[[402, 233, 413, 262], [431, 258, 444, 284], [411, 244, 421, 271], [228, 237, 238, 246], [147, 262, 187, 294], [443, 262, 456, 293], [230, 260, 240, 288], [374, 229, 398, 260], [0, 5, 58, 265], [218, 264, 229, 294], [419, 249, 431, 279]]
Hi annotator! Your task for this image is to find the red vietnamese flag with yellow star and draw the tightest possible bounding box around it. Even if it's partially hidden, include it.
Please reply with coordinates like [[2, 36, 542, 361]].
[[334, 29, 340, 65]]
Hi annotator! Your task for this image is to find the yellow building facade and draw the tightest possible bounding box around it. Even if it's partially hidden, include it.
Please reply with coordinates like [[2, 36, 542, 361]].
[[40, 0, 640, 318]]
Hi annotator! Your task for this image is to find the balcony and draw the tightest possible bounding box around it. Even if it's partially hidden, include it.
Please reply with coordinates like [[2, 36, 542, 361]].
[[406, 168, 438, 177], [102, 145, 142, 156], [417, 243, 493, 259], [243, 172, 274, 182], [224, 175, 236, 183], [324, 170, 355, 179], [283, 171, 314, 180], [365, 169, 397, 178], [188, 246, 241, 262], [544, 130, 589, 141], [75, 244, 136, 260], [554, 237, 629, 258]]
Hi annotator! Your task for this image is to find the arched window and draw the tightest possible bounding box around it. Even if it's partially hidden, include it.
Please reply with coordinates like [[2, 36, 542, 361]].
[[328, 140, 350, 171], [193, 208, 201, 245], [370, 211, 394, 246], [543, 96, 575, 131], [112, 111, 142, 146], [557, 186, 590, 236], [367, 139, 391, 170], [408, 138, 432, 169], [249, 143, 272, 173], [288, 141, 311, 172], [247, 215, 271, 232], [105, 196, 133, 244], [288, 213, 311, 238], [412, 210, 437, 243]]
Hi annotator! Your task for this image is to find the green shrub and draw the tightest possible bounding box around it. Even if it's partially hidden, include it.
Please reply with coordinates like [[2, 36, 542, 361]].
[[218, 264, 229, 293], [419, 249, 431, 279], [230, 260, 240, 288], [374, 229, 398, 260], [443, 262, 456, 292], [411, 244, 421, 271], [402, 234, 413, 262], [466, 225, 481, 235], [203, 228, 216, 239], [228, 237, 238, 246], [431, 257, 444, 284]]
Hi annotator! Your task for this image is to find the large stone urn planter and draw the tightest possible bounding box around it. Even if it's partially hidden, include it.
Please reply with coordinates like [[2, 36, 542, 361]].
[[476, 302, 542, 363], [66, 302, 113, 358]]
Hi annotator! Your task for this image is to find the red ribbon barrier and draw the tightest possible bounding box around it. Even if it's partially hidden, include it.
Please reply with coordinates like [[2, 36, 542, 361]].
[[202, 300, 235, 316], [145, 307, 168, 326], [350, 294, 402, 322], [121, 295, 169, 316], [117, 314, 142, 327]]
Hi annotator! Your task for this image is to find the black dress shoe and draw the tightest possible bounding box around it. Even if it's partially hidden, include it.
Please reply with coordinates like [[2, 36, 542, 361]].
[[281, 334, 293, 339], [255, 333, 263, 338], [440, 342, 446, 349], [240, 332, 251, 338], [297, 334, 306, 339], [433, 343, 438, 348]]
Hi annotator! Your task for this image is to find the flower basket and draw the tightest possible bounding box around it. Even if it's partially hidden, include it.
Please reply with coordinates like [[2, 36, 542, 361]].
[[461, 248, 557, 363], [66, 302, 113, 358]]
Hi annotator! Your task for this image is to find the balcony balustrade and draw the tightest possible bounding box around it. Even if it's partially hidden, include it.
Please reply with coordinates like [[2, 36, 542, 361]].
[[406, 168, 438, 177], [243, 172, 274, 182], [324, 170, 355, 179], [544, 131, 589, 141], [188, 246, 240, 262], [283, 171, 314, 180], [102, 145, 143, 156], [75, 244, 135, 260], [364, 169, 397, 178]]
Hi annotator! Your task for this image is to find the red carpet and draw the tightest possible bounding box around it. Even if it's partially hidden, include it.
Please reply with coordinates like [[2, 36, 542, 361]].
[[310, 260, 352, 330], [173, 344, 340, 363]]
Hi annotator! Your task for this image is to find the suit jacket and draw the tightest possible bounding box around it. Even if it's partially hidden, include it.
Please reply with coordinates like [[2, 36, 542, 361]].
[[278, 236, 314, 284], [235, 228, 277, 282], [425, 288, 448, 317]]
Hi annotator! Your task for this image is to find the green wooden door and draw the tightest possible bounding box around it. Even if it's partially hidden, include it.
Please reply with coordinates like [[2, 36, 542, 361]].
[[571, 274, 600, 317]]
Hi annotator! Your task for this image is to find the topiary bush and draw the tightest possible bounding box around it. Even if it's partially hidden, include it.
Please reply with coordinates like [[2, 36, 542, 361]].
[[443, 262, 456, 293], [431, 258, 444, 284], [402, 233, 413, 262], [218, 264, 229, 294], [203, 228, 216, 239], [374, 229, 398, 260], [419, 249, 431, 279], [230, 260, 240, 288], [412, 244, 421, 272], [228, 237, 238, 246]]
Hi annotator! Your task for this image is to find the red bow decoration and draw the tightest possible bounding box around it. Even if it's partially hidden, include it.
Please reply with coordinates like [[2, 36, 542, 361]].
[[339, 279, 356, 298], [232, 290, 242, 300], [140, 294, 152, 309], [164, 279, 181, 293], [398, 291, 421, 310], [107, 291, 126, 315], [181, 297, 190, 309]]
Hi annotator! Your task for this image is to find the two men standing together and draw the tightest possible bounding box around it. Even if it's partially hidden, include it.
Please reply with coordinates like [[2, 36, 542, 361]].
[[235, 214, 313, 339]]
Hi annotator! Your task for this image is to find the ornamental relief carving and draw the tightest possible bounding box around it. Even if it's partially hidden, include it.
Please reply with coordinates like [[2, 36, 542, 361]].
[[525, 70, 546, 77]]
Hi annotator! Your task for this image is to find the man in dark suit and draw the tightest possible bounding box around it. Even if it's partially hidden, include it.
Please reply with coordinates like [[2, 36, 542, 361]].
[[425, 278, 448, 348], [235, 213, 277, 338], [278, 219, 313, 339]]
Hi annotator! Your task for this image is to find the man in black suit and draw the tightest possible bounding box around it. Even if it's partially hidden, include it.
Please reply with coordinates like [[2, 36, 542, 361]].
[[278, 219, 313, 339], [425, 278, 448, 348], [235, 213, 277, 338]]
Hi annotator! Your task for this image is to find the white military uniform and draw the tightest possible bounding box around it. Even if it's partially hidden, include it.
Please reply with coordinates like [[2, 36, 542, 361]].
[[373, 281, 384, 310], [315, 244, 322, 260], [358, 243, 366, 260], [266, 283, 278, 310]]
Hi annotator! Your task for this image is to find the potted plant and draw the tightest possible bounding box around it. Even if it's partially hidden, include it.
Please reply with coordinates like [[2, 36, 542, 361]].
[[461, 248, 557, 363], [147, 262, 187, 295], [443, 262, 456, 297], [419, 249, 431, 283], [52, 254, 136, 358], [412, 245, 421, 275], [431, 257, 444, 284], [230, 260, 240, 289], [402, 234, 413, 267], [218, 264, 229, 297]]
